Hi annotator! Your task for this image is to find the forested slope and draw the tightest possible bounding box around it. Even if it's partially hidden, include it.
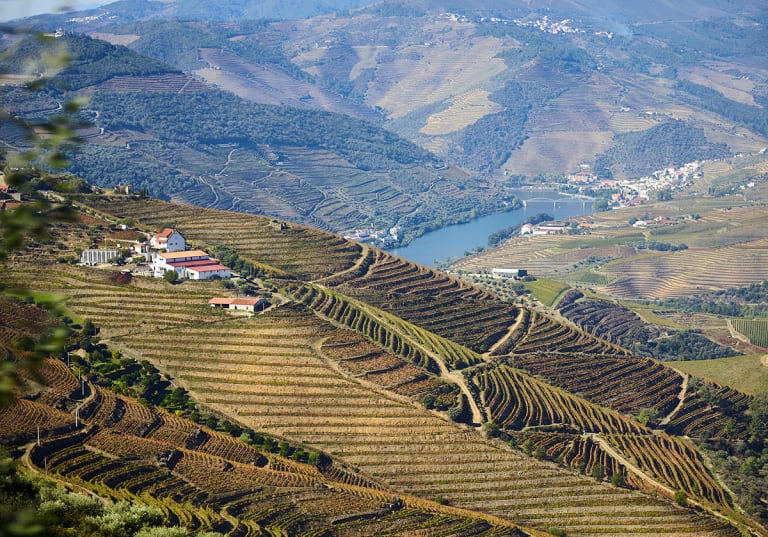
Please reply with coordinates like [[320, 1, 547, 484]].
[[1, 33, 505, 240]]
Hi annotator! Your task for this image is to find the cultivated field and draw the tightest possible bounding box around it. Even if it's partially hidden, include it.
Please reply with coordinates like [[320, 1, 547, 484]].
[[371, 34, 509, 120], [420, 90, 504, 136], [3, 197, 761, 536], [452, 197, 768, 300], [673, 354, 768, 396], [3, 356, 536, 537]]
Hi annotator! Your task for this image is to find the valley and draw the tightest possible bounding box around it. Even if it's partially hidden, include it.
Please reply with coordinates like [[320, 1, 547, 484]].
[[1, 1, 768, 536], [0, 186, 765, 535], [5, 0, 768, 245]]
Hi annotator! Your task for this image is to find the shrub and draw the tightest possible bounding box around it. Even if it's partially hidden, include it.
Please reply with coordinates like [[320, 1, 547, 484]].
[[484, 421, 501, 438], [638, 408, 659, 427], [592, 462, 604, 481], [447, 406, 463, 422]]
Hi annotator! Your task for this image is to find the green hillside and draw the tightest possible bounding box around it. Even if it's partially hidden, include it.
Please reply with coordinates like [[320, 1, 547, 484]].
[[1, 33, 508, 240], [673, 354, 768, 397], [6, 2, 768, 237]]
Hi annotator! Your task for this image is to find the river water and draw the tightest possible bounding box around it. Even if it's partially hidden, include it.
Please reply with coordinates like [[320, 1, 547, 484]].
[[390, 191, 593, 267]]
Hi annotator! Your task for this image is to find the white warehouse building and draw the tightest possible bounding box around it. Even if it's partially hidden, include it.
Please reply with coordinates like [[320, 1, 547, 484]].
[[153, 250, 231, 280]]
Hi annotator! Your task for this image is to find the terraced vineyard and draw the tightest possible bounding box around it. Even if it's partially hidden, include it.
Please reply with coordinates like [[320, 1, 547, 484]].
[[0, 264, 225, 338], [287, 282, 483, 371], [118, 312, 736, 537], [94, 74, 213, 93], [475, 364, 646, 434], [0, 295, 52, 348], [493, 308, 625, 356], [4, 198, 762, 536], [605, 434, 734, 509], [604, 238, 768, 299], [5, 361, 536, 537], [558, 297, 659, 348], [324, 248, 520, 354], [515, 431, 640, 488], [452, 234, 607, 276], [665, 383, 753, 439], [512, 353, 683, 418], [79, 196, 363, 280], [321, 328, 459, 405]]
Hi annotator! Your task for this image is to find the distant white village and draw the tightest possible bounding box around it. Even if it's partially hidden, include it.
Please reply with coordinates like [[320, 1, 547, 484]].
[[343, 226, 401, 246], [566, 160, 703, 209], [472, 13, 614, 38]]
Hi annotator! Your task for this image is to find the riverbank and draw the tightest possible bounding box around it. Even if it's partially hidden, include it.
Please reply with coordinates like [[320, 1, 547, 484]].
[[390, 191, 594, 267]]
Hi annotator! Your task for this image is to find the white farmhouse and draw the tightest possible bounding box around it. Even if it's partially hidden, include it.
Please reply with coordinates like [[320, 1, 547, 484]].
[[150, 228, 186, 252]]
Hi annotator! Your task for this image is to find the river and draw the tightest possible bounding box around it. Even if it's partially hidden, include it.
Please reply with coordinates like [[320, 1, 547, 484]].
[[390, 191, 593, 267]]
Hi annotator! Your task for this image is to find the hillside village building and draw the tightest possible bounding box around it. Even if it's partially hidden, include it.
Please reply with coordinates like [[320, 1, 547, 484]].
[[80, 249, 120, 266], [149, 228, 186, 252], [208, 297, 269, 313], [153, 249, 231, 280], [491, 268, 528, 279]]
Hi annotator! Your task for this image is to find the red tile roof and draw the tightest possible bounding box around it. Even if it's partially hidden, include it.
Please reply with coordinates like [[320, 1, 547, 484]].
[[166, 259, 218, 268], [185, 263, 230, 273], [208, 297, 263, 306]]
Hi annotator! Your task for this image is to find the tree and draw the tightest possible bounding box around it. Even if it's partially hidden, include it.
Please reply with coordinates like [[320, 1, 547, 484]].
[[674, 489, 688, 506], [484, 421, 501, 439], [447, 406, 463, 422], [163, 270, 179, 283], [420, 393, 436, 409], [594, 199, 610, 211], [592, 463, 604, 481], [748, 392, 768, 440], [637, 408, 659, 427], [0, 28, 83, 409]]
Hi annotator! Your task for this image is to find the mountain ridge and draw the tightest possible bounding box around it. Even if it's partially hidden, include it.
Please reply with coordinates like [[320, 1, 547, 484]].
[[4, 1, 768, 239]]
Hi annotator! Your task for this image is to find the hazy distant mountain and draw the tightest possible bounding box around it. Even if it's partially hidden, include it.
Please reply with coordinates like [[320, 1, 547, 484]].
[[21, 0, 376, 25], [26, 0, 766, 28], [5, 0, 767, 235]]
